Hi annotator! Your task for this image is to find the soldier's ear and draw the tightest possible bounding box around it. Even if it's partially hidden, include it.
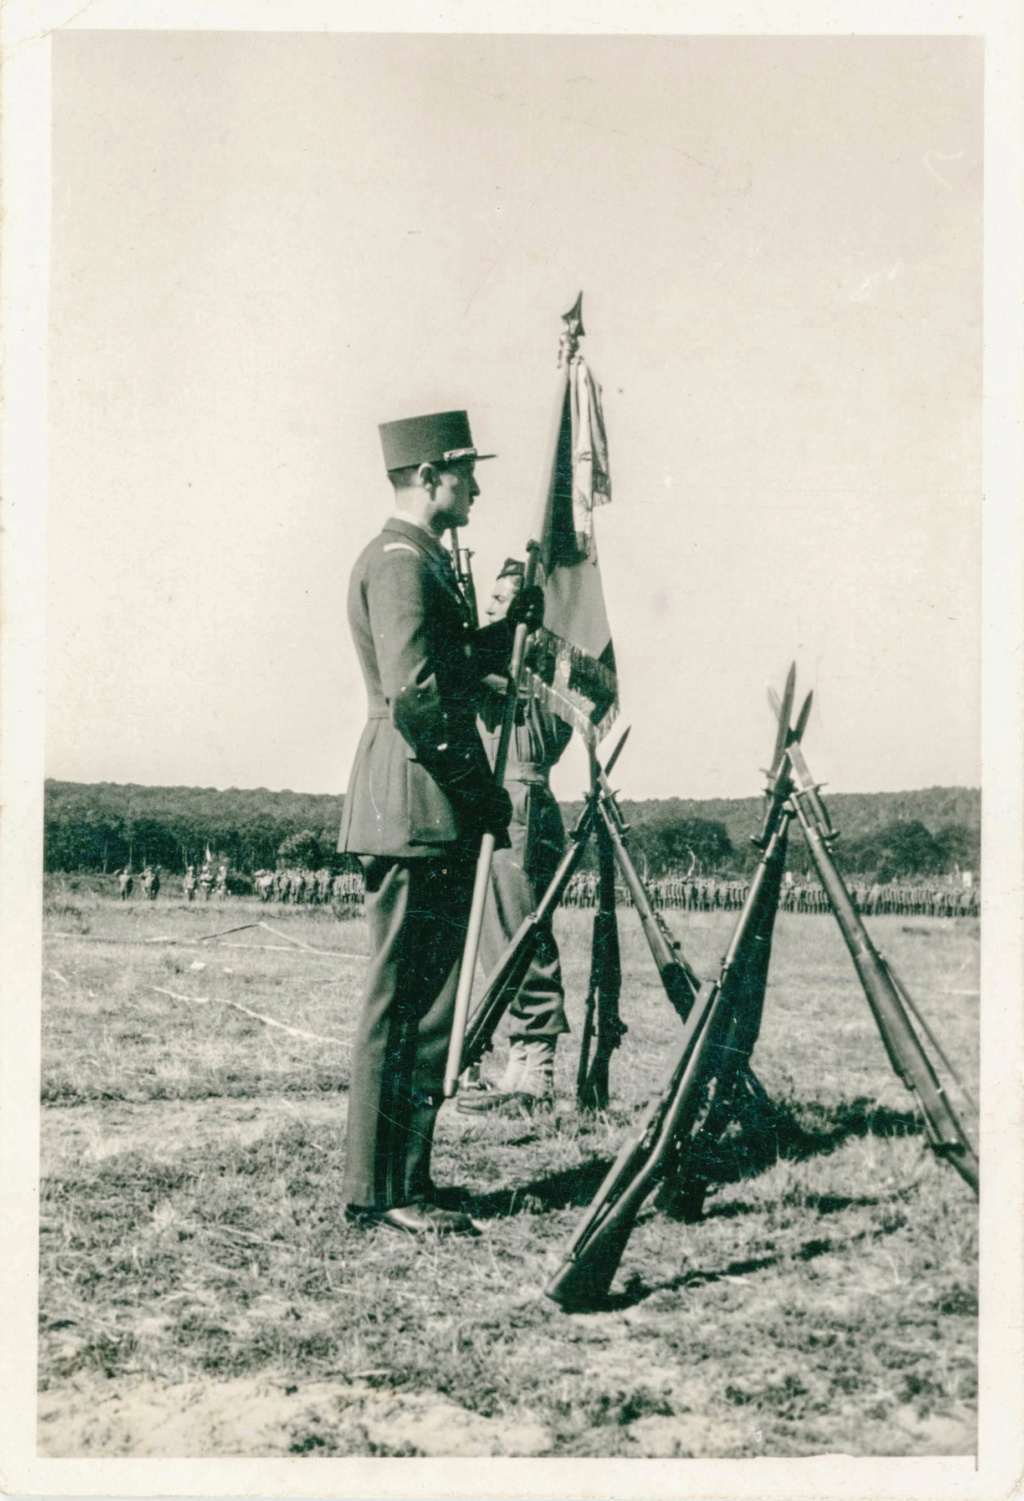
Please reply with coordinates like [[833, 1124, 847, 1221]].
[[417, 462, 439, 496]]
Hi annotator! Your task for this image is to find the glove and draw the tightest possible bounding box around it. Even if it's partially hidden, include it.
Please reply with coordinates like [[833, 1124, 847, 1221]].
[[479, 783, 513, 843], [506, 584, 545, 633], [461, 782, 513, 850]]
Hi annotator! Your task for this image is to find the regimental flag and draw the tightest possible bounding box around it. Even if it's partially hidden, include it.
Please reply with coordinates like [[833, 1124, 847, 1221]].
[[526, 354, 618, 743]]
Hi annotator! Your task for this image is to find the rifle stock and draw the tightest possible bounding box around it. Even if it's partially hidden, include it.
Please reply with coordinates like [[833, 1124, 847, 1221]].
[[785, 744, 979, 1196], [656, 823, 788, 1220], [458, 795, 597, 1075], [577, 817, 625, 1111], [457, 724, 633, 1082], [593, 790, 700, 1022], [546, 814, 790, 1309], [547, 976, 723, 1309]]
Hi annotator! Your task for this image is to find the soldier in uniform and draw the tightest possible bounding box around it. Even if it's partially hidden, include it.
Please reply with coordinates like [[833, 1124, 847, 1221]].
[[183, 865, 197, 902], [458, 559, 572, 1113], [338, 410, 542, 1237]]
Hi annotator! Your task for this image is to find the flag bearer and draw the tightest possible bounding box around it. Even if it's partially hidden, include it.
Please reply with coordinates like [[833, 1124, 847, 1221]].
[[458, 558, 572, 1113]]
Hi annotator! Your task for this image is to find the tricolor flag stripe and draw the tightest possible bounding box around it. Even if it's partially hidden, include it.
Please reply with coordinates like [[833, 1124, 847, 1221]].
[[529, 356, 618, 742]]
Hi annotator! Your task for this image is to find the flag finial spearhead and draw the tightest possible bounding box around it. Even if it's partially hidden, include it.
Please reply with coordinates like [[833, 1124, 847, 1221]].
[[559, 292, 585, 365]]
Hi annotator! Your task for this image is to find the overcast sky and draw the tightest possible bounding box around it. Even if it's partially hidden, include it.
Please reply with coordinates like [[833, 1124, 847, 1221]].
[[46, 32, 982, 803]]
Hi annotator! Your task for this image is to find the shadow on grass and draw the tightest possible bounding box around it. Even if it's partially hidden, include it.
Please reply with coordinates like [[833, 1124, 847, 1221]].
[[612, 1210, 913, 1310], [457, 1089, 923, 1223], [564, 1202, 915, 1314], [437, 1157, 615, 1218], [691, 1092, 925, 1190]]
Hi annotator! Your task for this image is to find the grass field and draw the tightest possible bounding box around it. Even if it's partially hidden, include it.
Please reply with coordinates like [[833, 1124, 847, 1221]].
[[37, 883, 979, 1458]]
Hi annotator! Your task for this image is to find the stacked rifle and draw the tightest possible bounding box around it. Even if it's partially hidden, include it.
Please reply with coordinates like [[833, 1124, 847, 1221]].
[[455, 727, 700, 1109], [542, 666, 979, 1309], [444, 661, 977, 1309]]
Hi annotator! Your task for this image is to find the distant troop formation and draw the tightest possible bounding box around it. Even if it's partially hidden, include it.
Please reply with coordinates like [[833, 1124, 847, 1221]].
[[253, 868, 365, 907], [829, 879, 979, 919], [181, 862, 228, 900], [110, 862, 976, 918], [115, 865, 161, 900], [115, 861, 229, 901], [560, 871, 979, 918]]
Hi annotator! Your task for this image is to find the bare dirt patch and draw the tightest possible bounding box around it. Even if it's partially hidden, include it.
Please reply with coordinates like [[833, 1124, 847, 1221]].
[[37, 1372, 551, 1457]]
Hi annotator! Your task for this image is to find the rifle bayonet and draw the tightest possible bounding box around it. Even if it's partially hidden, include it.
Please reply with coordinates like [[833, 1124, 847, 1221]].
[[768, 662, 797, 780], [604, 724, 630, 777], [793, 689, 813, 745]]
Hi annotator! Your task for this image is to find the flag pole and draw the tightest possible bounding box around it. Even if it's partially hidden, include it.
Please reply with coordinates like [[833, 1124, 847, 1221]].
[[442, 294, 584, 1098]]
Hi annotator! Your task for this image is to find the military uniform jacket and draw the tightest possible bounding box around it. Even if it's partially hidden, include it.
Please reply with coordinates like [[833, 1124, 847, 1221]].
[[478, 682, 573, 784], [477, 676, 572, 881], [339, 517, 514, 858]]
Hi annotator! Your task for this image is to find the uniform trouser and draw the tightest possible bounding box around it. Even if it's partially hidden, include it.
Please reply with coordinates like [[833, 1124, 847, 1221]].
[[477, 781, 569, 1043], [342, 850, 475, 1210]]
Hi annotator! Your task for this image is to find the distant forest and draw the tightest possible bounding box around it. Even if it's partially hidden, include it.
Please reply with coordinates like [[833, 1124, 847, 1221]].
[[44, 780, 981, 882], [560, 787, 981, 879]]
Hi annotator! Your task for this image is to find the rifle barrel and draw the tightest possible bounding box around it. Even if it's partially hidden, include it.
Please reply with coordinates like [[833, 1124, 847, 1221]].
[[459, 802, 597, 1074], [547, 806, 792, 1308], [787, 752, 978, 1195], [594, 795, 700, 1015]]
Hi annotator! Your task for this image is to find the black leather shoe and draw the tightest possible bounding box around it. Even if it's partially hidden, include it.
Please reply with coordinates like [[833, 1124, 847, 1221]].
[[344, 1202, 479, 1236], [425, 1181, 473, 1211]]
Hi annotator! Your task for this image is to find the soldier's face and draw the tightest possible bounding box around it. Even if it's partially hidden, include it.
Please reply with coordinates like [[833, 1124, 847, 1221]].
[[485, 576, 521, 623], [433, 458, 479, 528]]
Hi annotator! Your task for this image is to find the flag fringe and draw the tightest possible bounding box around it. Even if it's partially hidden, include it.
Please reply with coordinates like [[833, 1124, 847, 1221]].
[[525, 628, 619, 744]]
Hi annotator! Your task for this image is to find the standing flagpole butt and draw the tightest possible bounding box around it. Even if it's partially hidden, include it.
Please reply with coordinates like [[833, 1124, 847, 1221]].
[[444, 607, 534, 1096], [444, 831, 497, 1097]]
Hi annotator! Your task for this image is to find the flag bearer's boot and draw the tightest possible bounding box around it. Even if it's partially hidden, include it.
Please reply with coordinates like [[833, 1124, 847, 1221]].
[[496, 1040, 528, 1094], [513, 1044, 555, 1104], [458, 1061, 489, 1095], [512, 1038, 556, 1109], [457, 1038, 555, 1114], [456, 1040, 526, 1113]]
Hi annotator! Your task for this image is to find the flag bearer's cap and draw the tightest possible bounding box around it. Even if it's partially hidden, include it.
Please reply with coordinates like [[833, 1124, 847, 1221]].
[[379, 410, 495, 472]]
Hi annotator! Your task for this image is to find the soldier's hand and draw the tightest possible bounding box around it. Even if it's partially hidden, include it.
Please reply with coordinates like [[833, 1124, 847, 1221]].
[[506, 585, 544, 633], [483, 784, 513, 838], [469, 783, 512, 849]]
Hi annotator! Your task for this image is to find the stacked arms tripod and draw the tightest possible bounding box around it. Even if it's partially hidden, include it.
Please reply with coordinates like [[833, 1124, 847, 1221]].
[[781, 729, 979, 1195], [545, 671, 806, 1308], [457, 729, 700, 1090], [545, 666, 978, 1309]]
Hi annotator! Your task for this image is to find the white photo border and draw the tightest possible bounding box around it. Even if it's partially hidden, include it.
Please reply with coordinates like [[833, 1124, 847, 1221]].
[[1, 2, 1020, 1497]]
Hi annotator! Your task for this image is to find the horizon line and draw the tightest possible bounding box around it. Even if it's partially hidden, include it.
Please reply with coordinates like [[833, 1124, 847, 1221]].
[[43, 774, 983, 802]]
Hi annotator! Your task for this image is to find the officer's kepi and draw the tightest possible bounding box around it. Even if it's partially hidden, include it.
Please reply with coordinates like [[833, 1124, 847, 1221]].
[[379, 410, 496, 471]]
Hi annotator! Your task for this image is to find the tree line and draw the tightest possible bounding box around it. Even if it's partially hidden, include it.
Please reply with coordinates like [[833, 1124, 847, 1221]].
[[44, 779, 980, 881], [43, 781, 354, 877]]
